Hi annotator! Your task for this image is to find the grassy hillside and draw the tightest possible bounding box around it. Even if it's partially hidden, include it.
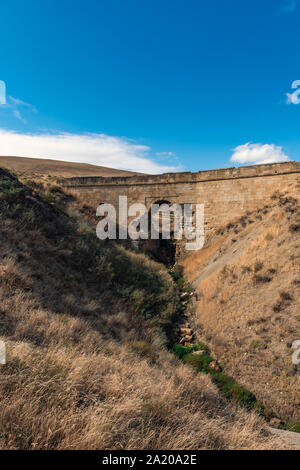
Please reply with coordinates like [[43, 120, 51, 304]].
[[0, 156, 141, 177], [182, 180, 300, 428], [0, 168, 284, 449]]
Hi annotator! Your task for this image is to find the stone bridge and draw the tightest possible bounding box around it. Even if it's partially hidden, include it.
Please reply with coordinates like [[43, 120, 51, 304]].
[[62, 161, 299, 237]]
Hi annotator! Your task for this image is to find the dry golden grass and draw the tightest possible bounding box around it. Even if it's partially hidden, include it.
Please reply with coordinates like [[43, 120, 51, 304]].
[[183, 185, 300, 423], [183, 235, 226, 282], [0, 155, 140, 178], [0, 257, 284, 450], [0, 168, 285, 449]]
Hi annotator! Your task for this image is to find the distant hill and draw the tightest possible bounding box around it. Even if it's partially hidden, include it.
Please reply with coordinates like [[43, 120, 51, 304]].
[[0, 156, 141, 178]]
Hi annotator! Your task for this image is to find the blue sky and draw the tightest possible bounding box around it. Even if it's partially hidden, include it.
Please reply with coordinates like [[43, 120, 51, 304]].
[[0, 0, 299, 173]]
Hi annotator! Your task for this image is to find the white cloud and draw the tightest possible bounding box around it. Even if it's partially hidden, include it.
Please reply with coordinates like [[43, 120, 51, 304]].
[[280, 0, 297, 12], [155, 151, 175, 157], [0, 129, 182, 174], [230, 143, 290, 165], [2, 96, 38, 123]]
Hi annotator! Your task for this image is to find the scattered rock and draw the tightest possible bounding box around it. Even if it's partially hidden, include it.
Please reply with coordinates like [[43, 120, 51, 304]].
[[180, 292, 189, 299], [209, 361, 221, 372], [192, 350, 205, 356], [174, 288, 196, 346], [183, 335, 193, 342], [180, 328, 192, 335], [270, 418, 281, 429]]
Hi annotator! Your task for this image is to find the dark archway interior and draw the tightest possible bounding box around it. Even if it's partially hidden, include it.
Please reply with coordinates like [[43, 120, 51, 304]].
[[145, 200, 178, 266], [155, 238, 177, 265]]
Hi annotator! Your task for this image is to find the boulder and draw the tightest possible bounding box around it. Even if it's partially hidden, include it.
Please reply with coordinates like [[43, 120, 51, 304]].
[[209, 361, 221, 372], [270, 418, 281, 429], [183, 335, 193, 342], [180, 328, 192, 335]]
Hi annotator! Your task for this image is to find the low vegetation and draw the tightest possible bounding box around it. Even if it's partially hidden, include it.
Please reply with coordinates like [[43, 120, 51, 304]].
[[0, 168, 284, 449], [173, 343, 257, 409]]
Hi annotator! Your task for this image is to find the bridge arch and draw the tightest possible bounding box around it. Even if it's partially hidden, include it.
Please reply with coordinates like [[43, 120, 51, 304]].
[[145, 199, 183, 265], [61, 161, 300, 260]]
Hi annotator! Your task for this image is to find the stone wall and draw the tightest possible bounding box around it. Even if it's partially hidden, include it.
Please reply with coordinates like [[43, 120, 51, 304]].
[[62, 161, 300, 235]]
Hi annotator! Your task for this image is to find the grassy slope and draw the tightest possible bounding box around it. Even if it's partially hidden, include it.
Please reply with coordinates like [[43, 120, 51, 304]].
[[0, 156, 141, 177], [0, 168, 284, 449], [182, 181, 300, 426]]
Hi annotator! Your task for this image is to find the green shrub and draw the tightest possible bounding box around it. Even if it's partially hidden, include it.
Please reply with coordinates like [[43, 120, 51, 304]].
[[21, 210, 35, 226], [48, 184, 61, 194], [173, 342, 257, 409], [23, 179, 40, 190], [95, 253, 115, 285], [286, 421, 300, 433], [184, 352, 214, 373], [40, 192, 56, 204], [212, 372, 256, 408], [172, 343, 206, 359], [169, 265, 183, 282], [0, 179, 26, 199]]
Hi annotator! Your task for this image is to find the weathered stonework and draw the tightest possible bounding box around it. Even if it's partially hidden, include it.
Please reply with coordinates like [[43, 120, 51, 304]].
[[62, 162, 300, 236]]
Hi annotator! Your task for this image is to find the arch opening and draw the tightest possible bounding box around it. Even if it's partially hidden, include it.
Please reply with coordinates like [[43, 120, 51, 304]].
[[145, 199, 179, 266]]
